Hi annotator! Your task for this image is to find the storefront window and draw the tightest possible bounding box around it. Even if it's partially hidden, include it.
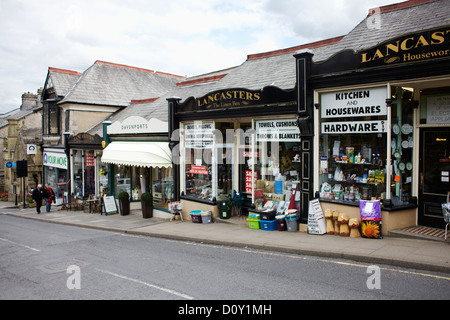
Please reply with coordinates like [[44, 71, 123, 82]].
[[183, 121, 214, 201], [390, 87, 415, 205], [253, 119, 301, 210], [131, 167, 149, 200], [152, 167, 173, 209], [114, 165, 131, 197], [72, 150, 83, 197], [318, 86, 388, 204]]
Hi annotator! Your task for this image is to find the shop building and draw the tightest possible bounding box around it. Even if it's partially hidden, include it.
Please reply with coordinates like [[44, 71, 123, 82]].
[[97, 98, 174, 217], [296, 0, 450, 233], [41, 61, 183, 204], [165, 38, 342, 223]]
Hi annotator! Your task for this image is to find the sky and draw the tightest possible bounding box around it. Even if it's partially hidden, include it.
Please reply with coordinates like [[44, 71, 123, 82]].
[[0, 0, 402, 114]]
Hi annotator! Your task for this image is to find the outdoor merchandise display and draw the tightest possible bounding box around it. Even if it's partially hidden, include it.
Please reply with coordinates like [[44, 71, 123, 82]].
[[359, 200, 383, 239]]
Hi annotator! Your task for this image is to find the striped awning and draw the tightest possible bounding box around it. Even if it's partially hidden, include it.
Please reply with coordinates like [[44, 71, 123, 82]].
[[101, 141, 172, 168]]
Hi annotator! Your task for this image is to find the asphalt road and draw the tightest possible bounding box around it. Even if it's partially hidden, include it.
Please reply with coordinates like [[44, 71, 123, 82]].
[[1, 214, 450, 303]]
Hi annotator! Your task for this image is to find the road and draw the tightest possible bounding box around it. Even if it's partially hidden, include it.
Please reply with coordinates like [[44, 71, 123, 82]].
[[1, 214, 449, 303]]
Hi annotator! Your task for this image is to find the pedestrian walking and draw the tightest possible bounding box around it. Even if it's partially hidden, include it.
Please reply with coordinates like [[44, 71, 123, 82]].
[[44, 184, 55, 212], [32, 184, 45, 214]]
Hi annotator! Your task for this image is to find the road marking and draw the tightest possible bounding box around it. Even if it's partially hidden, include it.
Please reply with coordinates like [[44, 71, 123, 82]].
[[114, 233, 450, 282], [0, 237, 40, 252], [95, 268, 194, 300]]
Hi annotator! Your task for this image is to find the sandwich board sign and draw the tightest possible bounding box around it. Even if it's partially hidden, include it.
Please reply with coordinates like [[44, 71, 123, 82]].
[[307, 199, 326, 235], [102, 195, 118, 215]]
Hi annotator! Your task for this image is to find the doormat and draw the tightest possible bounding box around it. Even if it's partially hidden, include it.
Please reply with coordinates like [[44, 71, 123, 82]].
[[400, 225, 446, 239]]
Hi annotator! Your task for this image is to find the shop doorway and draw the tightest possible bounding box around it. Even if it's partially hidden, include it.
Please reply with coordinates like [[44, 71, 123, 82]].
[[419, 127, 450, 228]]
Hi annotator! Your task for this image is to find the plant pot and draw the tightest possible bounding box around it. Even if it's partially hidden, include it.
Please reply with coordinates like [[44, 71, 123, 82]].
[[141, 200, 153, 219], [119, 199, 130, 216]]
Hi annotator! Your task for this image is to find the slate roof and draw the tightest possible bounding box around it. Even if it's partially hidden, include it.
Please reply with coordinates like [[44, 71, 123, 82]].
[[306, 0, 450, 62], [46, 67, 82, 98], [59, 60, 184, 107], [88, 0, 449, 138]]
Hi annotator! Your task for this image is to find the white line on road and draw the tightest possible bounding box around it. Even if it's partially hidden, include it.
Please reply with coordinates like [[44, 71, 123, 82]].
[[95, 268, 194, 300], [0, 237, 40, 252]]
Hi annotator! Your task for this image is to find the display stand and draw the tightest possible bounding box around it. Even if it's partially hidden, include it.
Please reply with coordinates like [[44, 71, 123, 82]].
[[169, 201, 183, 221]]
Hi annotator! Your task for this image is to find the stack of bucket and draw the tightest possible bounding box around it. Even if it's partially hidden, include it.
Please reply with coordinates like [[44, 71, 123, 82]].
[[284, 210, 298, 232], [189, 210, 212, 224]]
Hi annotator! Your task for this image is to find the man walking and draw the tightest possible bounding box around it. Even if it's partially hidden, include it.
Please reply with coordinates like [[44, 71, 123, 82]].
[[32, 184, 45, 214]]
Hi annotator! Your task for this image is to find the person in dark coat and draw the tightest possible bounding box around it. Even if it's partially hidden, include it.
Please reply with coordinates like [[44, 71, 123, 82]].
[[32, 184, 46, 214]]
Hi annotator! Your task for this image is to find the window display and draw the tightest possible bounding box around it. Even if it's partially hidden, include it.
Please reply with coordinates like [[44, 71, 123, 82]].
[[390, 87, 415, 205], [152, 167, 173, 209], [319, 86, 388, 204]]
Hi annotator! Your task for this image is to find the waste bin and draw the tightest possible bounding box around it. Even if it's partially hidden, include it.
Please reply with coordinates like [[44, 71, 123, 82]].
[[217, 200, 232, 219]]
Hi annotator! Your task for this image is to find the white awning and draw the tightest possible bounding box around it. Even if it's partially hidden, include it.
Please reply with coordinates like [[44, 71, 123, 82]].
[[101, 141, 172, 168]]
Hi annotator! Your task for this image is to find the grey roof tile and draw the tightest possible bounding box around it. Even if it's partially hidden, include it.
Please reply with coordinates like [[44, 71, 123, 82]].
[[60, 60, 184, 107]]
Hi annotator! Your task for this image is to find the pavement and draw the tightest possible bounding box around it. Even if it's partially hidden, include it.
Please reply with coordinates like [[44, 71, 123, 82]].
[[2, 201, 450, 275]]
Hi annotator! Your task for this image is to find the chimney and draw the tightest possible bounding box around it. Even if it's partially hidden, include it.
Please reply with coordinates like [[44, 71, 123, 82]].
[[21, 92, 37, 110]]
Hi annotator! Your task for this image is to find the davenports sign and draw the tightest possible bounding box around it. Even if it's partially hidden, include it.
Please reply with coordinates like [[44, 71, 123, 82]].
[[43, 151, 68, 169]]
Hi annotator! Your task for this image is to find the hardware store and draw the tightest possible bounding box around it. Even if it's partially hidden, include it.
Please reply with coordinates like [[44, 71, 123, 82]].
[[300, 0, 450, 233]]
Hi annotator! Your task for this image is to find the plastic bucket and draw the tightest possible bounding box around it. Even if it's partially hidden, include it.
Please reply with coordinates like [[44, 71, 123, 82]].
[[201, 211, 212, 224], [286, 219, 298, 232]]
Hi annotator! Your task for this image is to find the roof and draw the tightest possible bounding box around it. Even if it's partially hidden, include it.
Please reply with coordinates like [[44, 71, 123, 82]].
[[308, 0, 450, 62], [59, 60, 185, 107], [46, 67, 82, 98]]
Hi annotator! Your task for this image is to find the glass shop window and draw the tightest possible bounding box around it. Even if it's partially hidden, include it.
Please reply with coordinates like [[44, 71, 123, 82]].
[[114, 165, 131, 197], [318, 87, 388, 204], [390, 87, 416, 205], [130, 167, 149, 201], [152, 167, 173, 209]]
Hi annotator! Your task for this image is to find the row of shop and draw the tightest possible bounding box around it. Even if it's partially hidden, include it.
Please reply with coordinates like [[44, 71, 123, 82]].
[[42, 0, 450, 234]]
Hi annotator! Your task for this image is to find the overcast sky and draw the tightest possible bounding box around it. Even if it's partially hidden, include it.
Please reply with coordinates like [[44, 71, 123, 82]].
[[0, 0, 401, 114]]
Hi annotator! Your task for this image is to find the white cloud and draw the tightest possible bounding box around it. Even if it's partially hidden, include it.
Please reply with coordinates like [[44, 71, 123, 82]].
[[0, 0, 399, 113]]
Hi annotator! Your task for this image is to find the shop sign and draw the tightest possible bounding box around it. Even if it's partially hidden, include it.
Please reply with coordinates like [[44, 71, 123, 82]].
[[311, 26, 450, 75], [43, 151, 68, 169], [85, 152, 95, 167], [359, 27, 450, 67], [27, 144, 37, 155], [196, 89, 261, 110], [189, 165, 209, 175], [426, 95, 450, 124], [321, 120, 387, 134], [321, 87, 387, 118], [185, 122, 214, 148], [107, 116, 168, 134], [243, 151, 259, 158], [256, 119, 300, 142]]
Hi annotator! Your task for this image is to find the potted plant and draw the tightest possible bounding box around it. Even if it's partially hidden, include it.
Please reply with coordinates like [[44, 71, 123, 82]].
[[117, 191, 130, 216], [141, 192, 153, 218]]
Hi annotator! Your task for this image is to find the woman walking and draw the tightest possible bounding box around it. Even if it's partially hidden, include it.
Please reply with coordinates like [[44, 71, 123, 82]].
[[44, 184, 55, 212]]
